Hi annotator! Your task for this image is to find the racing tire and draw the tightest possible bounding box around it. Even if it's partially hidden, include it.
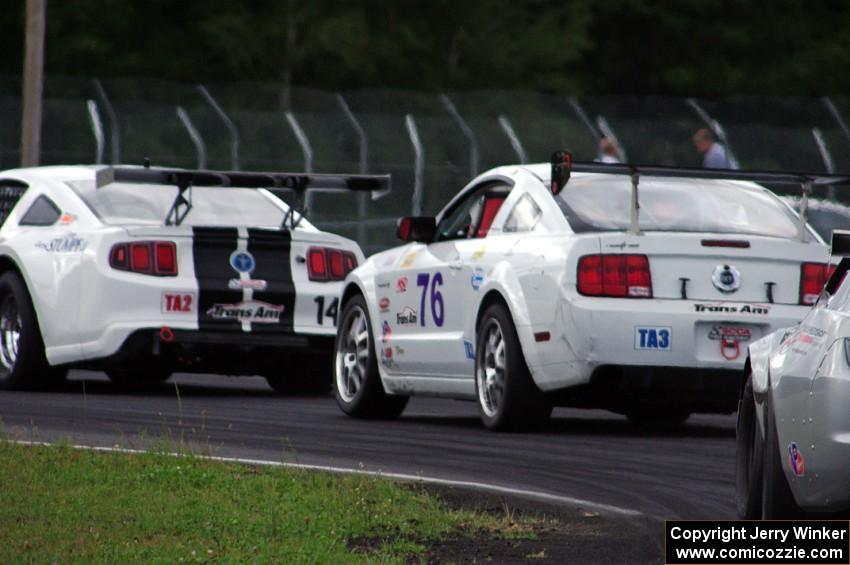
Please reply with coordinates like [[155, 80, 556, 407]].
[[0, 271, 61, 390], [761, 394, 803, 519], [475, 303, 552, 431], [333, 294, 408, 419], [735, 370, 764, 518], [266, 352, 333, 395], [625, 407, 691, 428], [106, 368, 172, 390]]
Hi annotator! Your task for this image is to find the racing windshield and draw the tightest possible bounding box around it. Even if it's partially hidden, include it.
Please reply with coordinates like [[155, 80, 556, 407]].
[[555, 175, 807, 240], [68, 180, 300, 227]]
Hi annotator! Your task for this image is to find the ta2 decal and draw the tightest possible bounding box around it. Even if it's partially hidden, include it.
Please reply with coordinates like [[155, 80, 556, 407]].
[[416, 272, 445, 327], [635, 326, 671, 351], [206, 300, 283, 323], [161, 292, 195, 314]]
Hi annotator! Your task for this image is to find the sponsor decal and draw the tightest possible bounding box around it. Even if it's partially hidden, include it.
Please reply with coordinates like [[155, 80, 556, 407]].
[[605, 241, 639, 250], [711, 264, 741, 294], [635, 326, 671, 351], [161, 292, 195, 314], [463, 339, 475, 360], [471, 268, 484, 291], [381, 320, 392, 343], [471, 246, 486, 260], [376, 281, 390, 289], [779, 325, 826, 354], [380, 322, 394, 368], [400, 251, 419, 268], [58, 213, 77, 225], [788, 442, 805, 477], [206, 300, 283, 323], [229, 250, 255, 274], [693, 302, 770, 315], [396, 276, 408, 293], [396, 306, 418, 326], [394, 345, 405, 356], [227, 278, 268, 291], [378, 297, 390, 312], [35, 233, 87, 253], [708, 325, 752, 361]]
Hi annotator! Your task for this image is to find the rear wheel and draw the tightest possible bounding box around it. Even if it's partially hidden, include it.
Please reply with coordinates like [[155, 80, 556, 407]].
[[0, 272, 62, 390], [333, 295, 407, 419], [735, 371, 764, 518], [761, 395, 803, 518], [475, 304, 551, 431]]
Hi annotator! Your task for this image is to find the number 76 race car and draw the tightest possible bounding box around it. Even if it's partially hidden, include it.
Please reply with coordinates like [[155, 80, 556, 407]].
[[0, 165, 388, 392], [333, 152, 842, 430], [737, 230, 850, 519]]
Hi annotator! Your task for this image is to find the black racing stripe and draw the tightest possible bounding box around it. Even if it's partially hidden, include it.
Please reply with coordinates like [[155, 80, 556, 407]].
[[246, 228, 295, 333], [192, 227, 243, 331]]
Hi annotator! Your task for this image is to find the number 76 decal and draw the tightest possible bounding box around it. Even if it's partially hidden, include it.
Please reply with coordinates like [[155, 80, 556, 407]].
[[416, 272, 445, 327]]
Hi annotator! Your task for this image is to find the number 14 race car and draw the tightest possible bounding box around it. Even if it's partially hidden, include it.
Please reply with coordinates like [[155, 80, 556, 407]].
[[333, 152, 843, 430], [0, 165, 387, 392]]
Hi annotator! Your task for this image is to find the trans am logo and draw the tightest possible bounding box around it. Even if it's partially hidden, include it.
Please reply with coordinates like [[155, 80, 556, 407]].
[[206, 300, 283, 323], [396, 306, 417, 326]]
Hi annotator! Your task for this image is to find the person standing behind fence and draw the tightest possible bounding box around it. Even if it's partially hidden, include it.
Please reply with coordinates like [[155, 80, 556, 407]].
[[693, 128, 736, 169], [596, 136, 622, 164]]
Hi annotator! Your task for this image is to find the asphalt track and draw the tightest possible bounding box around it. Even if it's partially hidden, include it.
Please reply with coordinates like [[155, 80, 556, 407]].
[[0, 371, 737, 520]]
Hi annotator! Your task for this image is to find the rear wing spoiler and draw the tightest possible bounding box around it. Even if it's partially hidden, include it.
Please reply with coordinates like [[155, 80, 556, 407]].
[[95, 165, 391, 228], [548, 151, 850, 241]]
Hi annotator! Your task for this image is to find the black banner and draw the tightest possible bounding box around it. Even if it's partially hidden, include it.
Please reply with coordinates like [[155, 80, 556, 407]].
[[665, 520, 849, 564]]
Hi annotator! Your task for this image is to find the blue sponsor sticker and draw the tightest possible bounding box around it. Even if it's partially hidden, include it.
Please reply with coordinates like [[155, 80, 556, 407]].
[[470, 268, 484, 291], [229, 250, 255, 274], [634, 326, 672, 351], [463, 339, 475, 360]]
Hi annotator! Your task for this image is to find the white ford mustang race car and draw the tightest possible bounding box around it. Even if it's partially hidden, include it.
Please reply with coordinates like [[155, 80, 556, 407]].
[[0, 165, 386, 391], [333, 153, 838, 430], [737, 230, 850, 519]]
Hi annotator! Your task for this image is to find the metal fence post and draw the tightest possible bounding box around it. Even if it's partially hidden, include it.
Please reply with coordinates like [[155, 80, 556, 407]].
[[176, 106, 207, 169], [198, 84, 240, 170], [405, 114, 424, 216], [285, 111, 314, 211], [812, 127, 837, 200], [498, 115, 527, 164], [595, 115, 628, 162], [92, 79, 121, 164], [86, 100, 105, 165], [337, 94, 369, 246], [823, 97, 850, 149], [440, 94, 479, 177], [568, 96, 602, 143]]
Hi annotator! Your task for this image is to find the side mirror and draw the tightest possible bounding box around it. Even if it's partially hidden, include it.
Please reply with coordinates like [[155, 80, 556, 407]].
[[397, 216, 436, 243]]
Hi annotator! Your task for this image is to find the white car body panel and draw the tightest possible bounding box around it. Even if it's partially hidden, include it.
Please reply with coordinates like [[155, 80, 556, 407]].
[[0, 166, 364, 371], [344, 164, 828, 412]]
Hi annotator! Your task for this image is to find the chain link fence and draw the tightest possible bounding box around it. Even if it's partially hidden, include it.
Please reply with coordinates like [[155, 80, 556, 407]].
[[2, 75, 850, 252]]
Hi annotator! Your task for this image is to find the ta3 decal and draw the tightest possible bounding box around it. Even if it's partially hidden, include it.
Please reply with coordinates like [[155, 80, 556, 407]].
[[634, 326, 671, 351]]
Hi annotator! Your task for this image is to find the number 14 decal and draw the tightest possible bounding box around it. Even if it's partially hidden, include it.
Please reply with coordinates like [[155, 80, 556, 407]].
[[416, 272, 445, 327], [314, 296, 339, 325]]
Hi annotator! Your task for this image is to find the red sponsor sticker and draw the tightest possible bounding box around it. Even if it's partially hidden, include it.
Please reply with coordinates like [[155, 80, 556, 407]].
[[379, 297, 390, 312], [396, 277, 408, 293]]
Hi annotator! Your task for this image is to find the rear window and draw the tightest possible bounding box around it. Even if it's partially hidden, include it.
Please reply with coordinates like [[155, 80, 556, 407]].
[[67, 181, 289, 227], [555, 175, 806, 240]]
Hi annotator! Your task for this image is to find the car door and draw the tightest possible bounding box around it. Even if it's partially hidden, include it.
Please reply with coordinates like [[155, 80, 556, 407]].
[[381, 182, 511, 378]]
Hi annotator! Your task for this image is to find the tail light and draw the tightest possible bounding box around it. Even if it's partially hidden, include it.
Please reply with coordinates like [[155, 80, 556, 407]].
[[110, 241, 177, 276], [307, 247, 357, 282], [577, 254, 652, 298], [799, 262, 834, 305]]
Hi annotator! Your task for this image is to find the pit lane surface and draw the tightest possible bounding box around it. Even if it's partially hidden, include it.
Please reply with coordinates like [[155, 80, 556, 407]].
[[0, 371, 736, 520]]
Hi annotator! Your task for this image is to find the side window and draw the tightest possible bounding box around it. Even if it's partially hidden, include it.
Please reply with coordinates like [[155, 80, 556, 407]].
[[436, 183, 511, 242], [503, 193, 542, 233], [0, 182, 29, 228], [19, 195, 61, 226]]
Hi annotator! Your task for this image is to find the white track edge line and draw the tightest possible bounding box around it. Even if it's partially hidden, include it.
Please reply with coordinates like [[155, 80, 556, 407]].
[[7, 439, 642, 517]]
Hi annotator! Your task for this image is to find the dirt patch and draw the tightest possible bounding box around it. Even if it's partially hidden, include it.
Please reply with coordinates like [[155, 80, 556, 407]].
[[412, 484, 661, 564]]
